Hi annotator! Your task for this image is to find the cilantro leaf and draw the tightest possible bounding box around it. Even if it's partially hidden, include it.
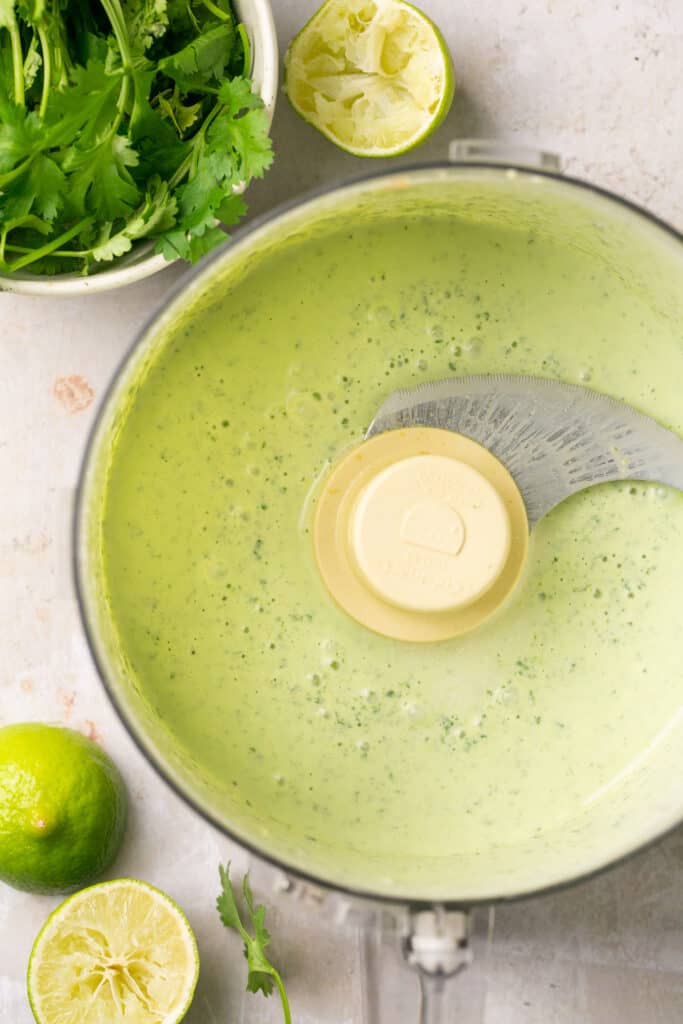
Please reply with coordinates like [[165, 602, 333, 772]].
[[217, 863, 292, 1024], [208, 103, 273, 182], [153, 226, 188, 260], [92, 176, 177, 261], [65, 134, 141, 220], [16, 153, 67, 220], [166, 0, 231, 38], [217, 75, 262, 115], [131, 102, 190, 178], [0, 179, 33, 225], [0, 98, 42, 173], [122, 0, 169, 52], [22, 39, 42, 90], [158, 20, 235, 89], [210, 78, 273, 181], [0, 0, 18, 31], [183, 223, 225, 260], [44, 60, 123, 149], [157, 86, 202, 136], [14, 0, 47, 25], [179, 147, 232, 220], [214, 191, 246, 226], [0, 210, 50, 265]]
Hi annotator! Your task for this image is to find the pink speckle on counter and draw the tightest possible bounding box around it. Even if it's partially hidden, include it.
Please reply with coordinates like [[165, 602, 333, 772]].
[[20, 679, 34, 694], [12, 532, 51, 554], [84, 719, 102, 744], [35, 606, 51, 623], [58, 689, 76, 722], [52, 375, 95, 414]]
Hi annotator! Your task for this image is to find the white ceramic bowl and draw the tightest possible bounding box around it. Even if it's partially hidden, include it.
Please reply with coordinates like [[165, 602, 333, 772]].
[[0, 0, 278, 296]]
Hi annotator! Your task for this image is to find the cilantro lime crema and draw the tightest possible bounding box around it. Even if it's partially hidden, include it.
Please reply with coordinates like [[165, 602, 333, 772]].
[[94, 174, 683, 899]]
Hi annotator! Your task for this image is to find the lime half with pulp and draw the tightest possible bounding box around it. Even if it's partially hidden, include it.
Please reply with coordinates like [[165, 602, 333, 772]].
[[28, 878, 199, 1024], [285, 0, 454, 157]]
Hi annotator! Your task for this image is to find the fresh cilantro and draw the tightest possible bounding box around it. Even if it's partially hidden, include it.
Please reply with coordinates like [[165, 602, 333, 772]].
[[0, 0, 272, 276], [157, 86, 202, 136], [157, 21, 236, 89], [216, 863, 292, 1024], [123, 0, 169, 52], [65, 134, 141, 221], [91, 176, 177, 261], [19, 153, 66, 220]]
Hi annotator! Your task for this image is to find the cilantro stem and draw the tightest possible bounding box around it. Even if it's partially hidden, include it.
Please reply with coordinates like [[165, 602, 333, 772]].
[[0, 156, 33, 190], [202, 0, 232, 21], [50, 21, 73, 89], [168, 151, 193, 191], [109, 76, 131, 139], [99, 0, 148, 132], [273, 970, 292, 1024], [8, 20, 25, 106], [168, 99, 222, 189], [100, 0, 132, 68], [7, 217, 95, 272], [0, 154, 31, 189], [237, 23, 251, 76], [99, 0, 133, 131], [37, 25, 51, 119], [4, 244, 85, 258]]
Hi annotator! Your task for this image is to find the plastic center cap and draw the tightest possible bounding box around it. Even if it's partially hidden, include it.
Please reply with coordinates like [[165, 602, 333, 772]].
[[349, 454, 512, 613], [313, 427, 529, 643]]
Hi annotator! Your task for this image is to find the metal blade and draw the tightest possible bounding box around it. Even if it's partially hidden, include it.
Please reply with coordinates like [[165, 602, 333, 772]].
[[366, 375, 683, 526]]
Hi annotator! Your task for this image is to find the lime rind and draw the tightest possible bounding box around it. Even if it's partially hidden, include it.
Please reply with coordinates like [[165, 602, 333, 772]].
[[28, 878, 199, 1024], [285, 0, 454, 157], [0, 723, 127, 894]]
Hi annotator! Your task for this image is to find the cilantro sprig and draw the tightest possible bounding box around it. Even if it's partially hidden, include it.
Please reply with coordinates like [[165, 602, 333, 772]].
[[217, 863, 292, 1024], [0, 0, 273, 276]]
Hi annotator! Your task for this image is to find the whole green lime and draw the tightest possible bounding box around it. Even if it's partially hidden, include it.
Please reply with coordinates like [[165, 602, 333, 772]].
[[0, 723, 127, 893]]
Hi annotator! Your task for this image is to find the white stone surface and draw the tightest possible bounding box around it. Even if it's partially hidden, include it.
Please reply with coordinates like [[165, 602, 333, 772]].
[[2, 1, 683, 1021]]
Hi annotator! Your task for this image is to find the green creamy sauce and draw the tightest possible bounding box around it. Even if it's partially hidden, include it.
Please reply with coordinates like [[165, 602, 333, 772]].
[[102, 211, 683, 884]]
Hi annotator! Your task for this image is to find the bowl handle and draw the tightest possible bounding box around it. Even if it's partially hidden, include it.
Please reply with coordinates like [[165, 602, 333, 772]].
[[359, 906, 474, 1023], [404, 909, 473, 1023], [449, 138, 562, 172]]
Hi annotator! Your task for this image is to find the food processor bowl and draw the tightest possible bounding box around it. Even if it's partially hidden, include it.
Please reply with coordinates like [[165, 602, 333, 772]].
[[75, 152, 683, 918]]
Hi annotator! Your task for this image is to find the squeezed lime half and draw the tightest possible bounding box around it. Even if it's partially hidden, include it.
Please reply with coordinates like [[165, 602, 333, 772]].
[[285, 0, 455, 157], [28, 878, 200, 1024]]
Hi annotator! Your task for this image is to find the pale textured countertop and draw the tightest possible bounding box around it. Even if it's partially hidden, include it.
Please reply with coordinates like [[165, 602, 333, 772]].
[[2, 2, 683, 1022]]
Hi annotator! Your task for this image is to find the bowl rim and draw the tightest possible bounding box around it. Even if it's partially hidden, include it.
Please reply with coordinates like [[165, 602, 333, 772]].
[[74, 159, 683, 908], [0, 0, 279, 297]]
